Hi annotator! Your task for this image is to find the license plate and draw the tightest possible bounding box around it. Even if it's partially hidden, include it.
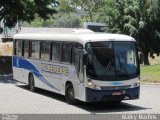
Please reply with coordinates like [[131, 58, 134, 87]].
[[112, 92, 121, 95]]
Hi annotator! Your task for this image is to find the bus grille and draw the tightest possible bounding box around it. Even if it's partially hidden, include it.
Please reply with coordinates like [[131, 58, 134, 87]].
[[101, 85, 131, 90]]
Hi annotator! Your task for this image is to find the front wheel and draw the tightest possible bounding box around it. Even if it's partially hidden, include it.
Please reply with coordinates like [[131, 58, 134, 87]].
[[65, 83, 78, 105], [29, 74, 36, 92]]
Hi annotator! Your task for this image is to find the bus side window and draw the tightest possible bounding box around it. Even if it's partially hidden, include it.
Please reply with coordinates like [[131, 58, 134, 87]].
[[14, 40, 17, 55], [16, 40, 23, 56], [23, 40, 29, 58], [72, 44, 76, 65], [72, 43, 83, 65], [75, 51, 80, 73], [62, 43, 72, 63], [40, 41, 51, 61], [52, 42, 60, 62], [31, 41, 40, 59]]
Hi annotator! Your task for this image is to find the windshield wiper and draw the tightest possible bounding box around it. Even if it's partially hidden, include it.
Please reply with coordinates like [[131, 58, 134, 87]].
[[100, 59, 114, 80], [117, 54, 129, 76]]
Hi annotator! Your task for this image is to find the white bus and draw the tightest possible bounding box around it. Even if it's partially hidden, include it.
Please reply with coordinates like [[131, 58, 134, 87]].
[[13, 30, 140, 104]]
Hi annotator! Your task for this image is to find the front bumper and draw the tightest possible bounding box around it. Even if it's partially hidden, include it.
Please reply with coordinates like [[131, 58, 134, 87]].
[[85, 86, 140, 102]]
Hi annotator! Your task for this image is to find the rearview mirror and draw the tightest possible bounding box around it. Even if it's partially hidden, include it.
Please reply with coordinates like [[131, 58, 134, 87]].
[[82, 50, 88, 66]]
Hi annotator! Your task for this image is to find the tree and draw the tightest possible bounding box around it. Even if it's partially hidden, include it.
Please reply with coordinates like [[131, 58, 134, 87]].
[[53, 13, 81, 28], [137, 0, 160, 65], [67, 0, 102, 22], [52, 0, 81, 27], [98, 0, 160, 65], [21, 0, 82, 28], [0, 0, 58, 28], [58, 0, 75, 13]]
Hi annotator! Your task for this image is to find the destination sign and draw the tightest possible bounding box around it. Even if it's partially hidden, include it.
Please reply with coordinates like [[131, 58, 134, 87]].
[[41, 63, 68, 76]]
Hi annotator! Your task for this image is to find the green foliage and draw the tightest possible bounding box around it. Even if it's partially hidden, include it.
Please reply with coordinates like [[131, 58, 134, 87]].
[[53, 13, 81, 28], [58, 0, 75, 13], [21, 0, 82, 28], [0, 0, 58, 28], [22, 18, 44, 27], [98, 0, 160, 65], [51, 0, 81, 27], [68, 0, 102, 22], [22, 13, 81, 28]]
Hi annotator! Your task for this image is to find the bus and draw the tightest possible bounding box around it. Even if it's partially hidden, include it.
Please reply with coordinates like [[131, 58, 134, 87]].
[[13, 30, 140, 104]]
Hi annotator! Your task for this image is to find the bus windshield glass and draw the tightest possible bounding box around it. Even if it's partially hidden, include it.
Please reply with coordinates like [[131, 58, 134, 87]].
[[86, 41, 139, 81]]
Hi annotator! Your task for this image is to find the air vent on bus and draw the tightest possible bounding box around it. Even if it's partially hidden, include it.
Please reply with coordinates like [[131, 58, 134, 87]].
[[101, 85, 131, 90]]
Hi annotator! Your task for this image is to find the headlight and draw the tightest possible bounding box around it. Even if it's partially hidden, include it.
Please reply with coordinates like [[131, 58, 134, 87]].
[[134, 80, 140, 87], [87, 79, 101, 90], [131, 80, 140, 88], [87, 79, 95, 88]]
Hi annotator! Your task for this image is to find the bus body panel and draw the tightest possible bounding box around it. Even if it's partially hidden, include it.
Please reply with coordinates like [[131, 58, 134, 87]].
[[85, 86, 140, 102], [91, 77, 139, 88], [84, 77, 140, 102], [13, 56, 87, 101]]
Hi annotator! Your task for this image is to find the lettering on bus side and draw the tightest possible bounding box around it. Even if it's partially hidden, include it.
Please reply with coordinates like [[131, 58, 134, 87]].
[[41, 63, 68, 76]]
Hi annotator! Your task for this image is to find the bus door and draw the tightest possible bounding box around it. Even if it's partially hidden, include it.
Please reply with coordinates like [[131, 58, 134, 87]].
[[74, 50, 86, 100]]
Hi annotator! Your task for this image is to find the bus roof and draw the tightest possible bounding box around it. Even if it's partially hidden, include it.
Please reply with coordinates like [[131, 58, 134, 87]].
[[13, 31, 135, 46]]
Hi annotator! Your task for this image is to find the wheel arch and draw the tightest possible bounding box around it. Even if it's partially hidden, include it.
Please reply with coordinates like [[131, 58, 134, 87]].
[[65, 81, 73, 88]]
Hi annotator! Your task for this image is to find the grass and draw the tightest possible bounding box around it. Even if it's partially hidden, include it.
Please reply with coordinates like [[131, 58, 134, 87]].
[[141, 64, 160, 83], [140, 55, 160, 83]]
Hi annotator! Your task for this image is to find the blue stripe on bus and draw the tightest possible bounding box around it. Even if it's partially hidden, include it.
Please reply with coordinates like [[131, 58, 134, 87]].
[[13, 56, 60, 91]]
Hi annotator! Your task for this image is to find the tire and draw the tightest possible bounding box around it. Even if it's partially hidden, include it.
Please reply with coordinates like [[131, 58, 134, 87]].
[[65, 83, 77, 105], [29, 74, 36, 92]]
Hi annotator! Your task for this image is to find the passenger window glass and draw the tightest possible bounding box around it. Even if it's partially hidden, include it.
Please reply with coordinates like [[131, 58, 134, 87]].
[[23, 41, 29, 58], [14, 40, 17, 55], [62, 43, 72, 63], [40, 42, 51, 60], [52, 43, 60, 61], [16, 40, 22, 56], [31, 41, 40, 59], [72, 43, 83, 65], [72, 45, 76, 64]]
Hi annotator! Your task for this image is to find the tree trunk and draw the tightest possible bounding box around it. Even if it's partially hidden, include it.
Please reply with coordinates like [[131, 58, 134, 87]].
[[143, 51, 150, 65], [88, 11, 93, 22]]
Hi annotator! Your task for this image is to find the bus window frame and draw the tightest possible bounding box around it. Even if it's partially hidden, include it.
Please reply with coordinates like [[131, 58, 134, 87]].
[[16, 39, 23, 57], [40, 41, 51, 61], [51, 41, 61, 63], [61, 42, 72, 65], [13, 39, 17, 56], [23, 40, 30, 58], [30, 40, 40, 60]]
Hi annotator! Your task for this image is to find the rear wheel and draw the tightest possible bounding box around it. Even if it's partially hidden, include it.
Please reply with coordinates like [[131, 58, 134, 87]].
[[29, 74, 35, 92], [65, 83, 77, 105]]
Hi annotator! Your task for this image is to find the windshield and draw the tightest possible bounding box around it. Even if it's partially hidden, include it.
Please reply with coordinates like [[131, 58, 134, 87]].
[[86, 41, 139, 81]]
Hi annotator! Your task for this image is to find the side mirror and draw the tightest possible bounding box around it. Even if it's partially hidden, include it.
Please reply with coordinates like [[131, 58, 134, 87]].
[[137, 47, 141, 52], [83, 53, 87, 65], [0, 27, 3, 34], [82, 49, 88, 66]]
